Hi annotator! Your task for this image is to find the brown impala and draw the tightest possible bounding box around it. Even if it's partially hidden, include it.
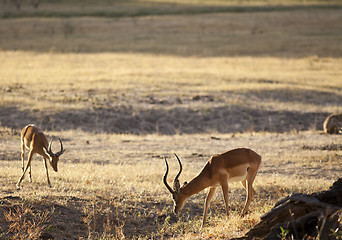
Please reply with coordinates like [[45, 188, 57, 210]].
[[16, 124, 66, 189], [163, 148, 261, 227]]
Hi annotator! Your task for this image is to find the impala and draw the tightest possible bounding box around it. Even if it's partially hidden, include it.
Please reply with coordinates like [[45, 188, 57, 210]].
[[163, 148, 261, 227], [8, 0, 40, 10], [16, 124, 66, 189]]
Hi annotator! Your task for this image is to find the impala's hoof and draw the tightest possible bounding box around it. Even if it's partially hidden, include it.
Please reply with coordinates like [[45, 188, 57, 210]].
[[240, 211, 250, 218], [16, 184, 21, 190]]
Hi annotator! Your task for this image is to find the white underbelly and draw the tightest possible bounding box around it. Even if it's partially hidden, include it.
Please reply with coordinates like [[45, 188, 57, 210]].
[[218, 164, 249, 183], [228, 173, 247, 183]]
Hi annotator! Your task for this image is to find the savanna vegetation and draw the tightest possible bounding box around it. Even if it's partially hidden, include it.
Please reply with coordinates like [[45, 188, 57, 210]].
[[0, 0, 341, 239]]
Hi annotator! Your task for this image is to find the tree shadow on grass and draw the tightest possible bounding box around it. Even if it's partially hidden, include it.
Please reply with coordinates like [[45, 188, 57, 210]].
[[2, 85, 340, 134], [0, 196, 88, 239], [0, 194, 169, 239], [0, 105, 332, 135]]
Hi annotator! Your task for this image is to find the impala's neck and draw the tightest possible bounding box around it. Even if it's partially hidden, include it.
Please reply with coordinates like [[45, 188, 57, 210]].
[[180, 163, 212, 197]]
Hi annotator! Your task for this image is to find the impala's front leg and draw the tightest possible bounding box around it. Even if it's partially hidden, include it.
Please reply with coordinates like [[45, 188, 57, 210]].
[[17, 150, 34, 189], [202, 186, 217, 228], [43, 158, 52, 188], [221, 182, 229, 220]]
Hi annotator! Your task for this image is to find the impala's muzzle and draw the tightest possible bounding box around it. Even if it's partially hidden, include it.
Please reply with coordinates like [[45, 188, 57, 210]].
[[51, 160, 58, 172]]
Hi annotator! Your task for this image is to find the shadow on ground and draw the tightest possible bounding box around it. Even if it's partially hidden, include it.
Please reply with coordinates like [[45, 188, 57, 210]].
[[0, 194, 201, 239], [0, 105, 330, 135]]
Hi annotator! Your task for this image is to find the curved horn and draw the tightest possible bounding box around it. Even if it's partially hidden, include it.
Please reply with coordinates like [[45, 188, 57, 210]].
[[174, 153, 183, 181], [163, 158, 175, 194], [56, 138, 64, 156], [173, 153, 183, 192]]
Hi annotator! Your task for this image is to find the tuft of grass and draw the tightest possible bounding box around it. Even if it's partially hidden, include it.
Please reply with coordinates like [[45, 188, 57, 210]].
[[3, 204, 51, 240], [82, 199, 126, 240]]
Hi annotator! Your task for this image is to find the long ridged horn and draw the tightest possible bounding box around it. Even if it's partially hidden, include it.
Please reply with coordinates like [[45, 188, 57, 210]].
[[173, 153, 183, 192], [56, 138, 64, 157], [163, 157, 175, 194], [174, 153, 183, 181]]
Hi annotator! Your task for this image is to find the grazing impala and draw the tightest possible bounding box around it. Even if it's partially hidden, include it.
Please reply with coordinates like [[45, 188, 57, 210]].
[[7, 0, 40, 10], [16, 124, 66, 189], [163, 148, 261, 227]]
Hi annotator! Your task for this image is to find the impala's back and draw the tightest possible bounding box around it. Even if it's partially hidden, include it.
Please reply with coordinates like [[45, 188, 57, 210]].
[[21, 124, 48, 154], [209, 148, 261, 178]]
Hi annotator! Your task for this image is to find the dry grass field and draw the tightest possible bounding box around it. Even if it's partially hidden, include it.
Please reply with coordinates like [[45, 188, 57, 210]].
[[0, 0, 342, 239]]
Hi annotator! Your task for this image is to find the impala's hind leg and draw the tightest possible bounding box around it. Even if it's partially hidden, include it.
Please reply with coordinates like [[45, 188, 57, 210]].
[[241, 171, 258, 216], [28, 162, 32, 182], [17, 150, 34, 189], [21, 140, 25, 173], [241, 180, 256, 197]]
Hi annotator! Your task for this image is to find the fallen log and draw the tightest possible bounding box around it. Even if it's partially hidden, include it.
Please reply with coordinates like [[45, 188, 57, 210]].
[[235, 178, 342, 240]]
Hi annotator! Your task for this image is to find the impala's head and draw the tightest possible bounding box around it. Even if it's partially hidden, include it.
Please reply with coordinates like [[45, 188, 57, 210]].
[[44, 138, 66, 172], [163, 154, 188, 214]]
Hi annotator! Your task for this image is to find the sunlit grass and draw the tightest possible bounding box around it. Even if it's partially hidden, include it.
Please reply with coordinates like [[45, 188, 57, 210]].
[[1, 52, 341, 115], [0, 128, 340, 238]]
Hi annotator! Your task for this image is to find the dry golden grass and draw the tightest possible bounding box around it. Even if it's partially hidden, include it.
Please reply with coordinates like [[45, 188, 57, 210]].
[[0, 128, 340, 239], [1, 52, 341, 125], [0, 1, 342, 239]]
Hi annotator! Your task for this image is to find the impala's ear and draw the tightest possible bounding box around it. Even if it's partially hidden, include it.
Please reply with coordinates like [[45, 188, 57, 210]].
[[43, 147, 52, 158], [43, 147, 50, 157], [174, 179, 181, 192]]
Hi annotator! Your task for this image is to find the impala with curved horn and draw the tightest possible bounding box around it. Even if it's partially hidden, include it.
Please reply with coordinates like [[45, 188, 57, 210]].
[[163, 148, 261, 227], [16, 124, 66, 189]]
